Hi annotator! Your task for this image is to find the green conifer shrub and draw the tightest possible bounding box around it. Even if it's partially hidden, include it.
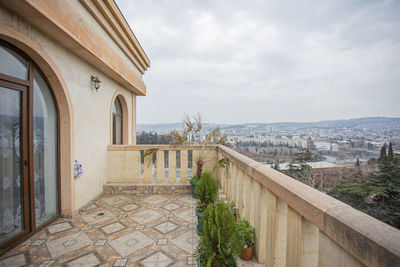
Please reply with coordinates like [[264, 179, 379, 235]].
[[196, 171, 218, 211], [197, 201, 241, 266]]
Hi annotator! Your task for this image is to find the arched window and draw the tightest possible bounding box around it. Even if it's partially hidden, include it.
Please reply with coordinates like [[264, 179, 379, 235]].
[[113, 97, 123, 144]]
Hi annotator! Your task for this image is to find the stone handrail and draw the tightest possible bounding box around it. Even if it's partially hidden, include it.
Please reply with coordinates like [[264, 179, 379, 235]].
[[107, 145, 217, 184], [216, 145, 400, 267], [106, 144, 400, 266]]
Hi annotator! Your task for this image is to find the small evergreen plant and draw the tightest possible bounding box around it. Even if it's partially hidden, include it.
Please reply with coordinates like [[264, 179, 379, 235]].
[[197, 201, 241, 266], [196, 171, 218, 211]]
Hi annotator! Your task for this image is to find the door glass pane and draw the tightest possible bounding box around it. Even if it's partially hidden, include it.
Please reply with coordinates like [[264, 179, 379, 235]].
[[0, 86, 24, 244], [33, 68, 58, 227], [0, 45, 28, 80]]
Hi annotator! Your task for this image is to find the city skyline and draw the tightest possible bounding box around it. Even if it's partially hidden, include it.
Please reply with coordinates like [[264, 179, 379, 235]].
[[117, 0, 400, 124], [136, 116, 400, 126]]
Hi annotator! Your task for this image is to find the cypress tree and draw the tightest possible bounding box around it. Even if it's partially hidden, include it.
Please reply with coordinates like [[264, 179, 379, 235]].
[[367, 157, 400, 227], [388, 142, 394, 160], [379, 143, 387, 161]]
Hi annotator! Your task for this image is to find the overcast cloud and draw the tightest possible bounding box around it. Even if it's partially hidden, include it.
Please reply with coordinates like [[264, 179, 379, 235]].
[[116, 0, 400, 124]]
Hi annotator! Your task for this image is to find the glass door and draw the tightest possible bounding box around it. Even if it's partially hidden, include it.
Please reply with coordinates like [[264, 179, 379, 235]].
[[0, 41, 59, 253], [0, 82, 29, 247], [32, 67, 58, 228]]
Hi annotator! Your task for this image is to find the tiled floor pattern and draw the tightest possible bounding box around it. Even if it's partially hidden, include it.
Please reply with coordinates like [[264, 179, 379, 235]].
[[0, 194, 263, 266]]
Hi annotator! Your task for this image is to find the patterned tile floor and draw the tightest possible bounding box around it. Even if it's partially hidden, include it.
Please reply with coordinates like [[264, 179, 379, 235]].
[[0, 194, 263, 267]]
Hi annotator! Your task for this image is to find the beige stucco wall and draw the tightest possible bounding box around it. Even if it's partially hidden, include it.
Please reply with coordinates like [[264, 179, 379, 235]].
[[0, 3, 138, 210]]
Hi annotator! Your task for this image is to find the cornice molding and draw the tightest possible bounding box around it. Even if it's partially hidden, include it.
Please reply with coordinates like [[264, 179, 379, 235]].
[[80, 0, 150, 74], [0, 0, 147, 95]]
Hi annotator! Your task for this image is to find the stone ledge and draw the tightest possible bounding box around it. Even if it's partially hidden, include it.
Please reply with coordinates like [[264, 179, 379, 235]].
[[103, 183, 191, 195], [216, 144, 400, 267]]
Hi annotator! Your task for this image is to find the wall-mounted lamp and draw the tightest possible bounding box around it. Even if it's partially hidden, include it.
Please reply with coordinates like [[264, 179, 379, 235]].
[[91, 75, 101, 92]]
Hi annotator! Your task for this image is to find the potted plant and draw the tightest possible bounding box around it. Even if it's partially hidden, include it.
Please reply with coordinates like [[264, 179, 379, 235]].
[[189, 175, 199, 198], [195, 171, 218, 235], [169, 113, 227, 178], [196, 201, 241, 266], [237, 219, 256, 261]]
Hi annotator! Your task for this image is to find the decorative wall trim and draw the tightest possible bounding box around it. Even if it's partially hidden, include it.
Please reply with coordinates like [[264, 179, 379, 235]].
[[0, 0, 147, 95], [80, 0, 150, 74]]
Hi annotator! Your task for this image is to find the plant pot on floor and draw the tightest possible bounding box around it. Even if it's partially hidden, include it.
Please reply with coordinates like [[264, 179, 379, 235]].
[[195, 206, 203, 235], [237, 219, 256, 261], [239, 247, 254, 261], [191, 182, 199, 198], [189, 176, 199, 199]]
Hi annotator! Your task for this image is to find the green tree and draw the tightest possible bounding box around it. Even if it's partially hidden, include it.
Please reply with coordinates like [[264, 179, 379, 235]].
[[379, 143, 387, 161], [367, 158, 400, 227], [197, 201, 241, 266], [196, 171, 218, 211], [329, 158, 400, 229], [287, 160, 314, 186], [388, 142, 394, 160]]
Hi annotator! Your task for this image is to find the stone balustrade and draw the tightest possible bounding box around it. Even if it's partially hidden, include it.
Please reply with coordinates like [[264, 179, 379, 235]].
[[107, 144, 400, 266], [107, 145, 217, 184], [215, 145, 400, 267]]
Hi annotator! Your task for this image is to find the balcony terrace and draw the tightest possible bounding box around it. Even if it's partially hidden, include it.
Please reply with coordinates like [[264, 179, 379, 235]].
[[1, 145, 399, 266]]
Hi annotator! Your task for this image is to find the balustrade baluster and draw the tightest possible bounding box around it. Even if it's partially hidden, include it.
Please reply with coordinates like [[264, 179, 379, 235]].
[[287, 207, 302, 266], [180, 150, 188, 183], [143, 151, 153, 183], [274, 199, 288, 266], [265, 189, 277, 266], [301, 218, 319, 267], [129, 150, 141, 183], [156, 150, 165, 183], [168, 150, 176, 183]]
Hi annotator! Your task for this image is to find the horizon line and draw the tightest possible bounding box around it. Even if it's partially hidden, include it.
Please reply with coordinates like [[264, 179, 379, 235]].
[[137, 116, 400, 126]]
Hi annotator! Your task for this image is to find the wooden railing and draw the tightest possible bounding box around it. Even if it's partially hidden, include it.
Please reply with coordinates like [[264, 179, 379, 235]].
[[107, 144, 400, 266], [107, 145, 217, 183], [215, 145, 400, 267]]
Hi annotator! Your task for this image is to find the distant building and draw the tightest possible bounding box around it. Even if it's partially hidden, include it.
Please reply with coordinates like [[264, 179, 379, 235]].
[[315, 142, 338, 151], [266, 161, 337, 171]]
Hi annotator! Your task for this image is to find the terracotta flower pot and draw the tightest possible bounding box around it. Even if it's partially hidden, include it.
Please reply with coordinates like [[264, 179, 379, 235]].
[[239, 246, 254, 261]]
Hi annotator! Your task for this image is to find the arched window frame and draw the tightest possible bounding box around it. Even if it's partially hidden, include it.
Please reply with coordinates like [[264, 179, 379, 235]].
[[111, 93, 128, 145]]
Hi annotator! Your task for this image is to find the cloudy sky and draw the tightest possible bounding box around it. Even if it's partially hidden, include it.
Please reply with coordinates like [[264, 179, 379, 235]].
[[116, 0, 400, 124]]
